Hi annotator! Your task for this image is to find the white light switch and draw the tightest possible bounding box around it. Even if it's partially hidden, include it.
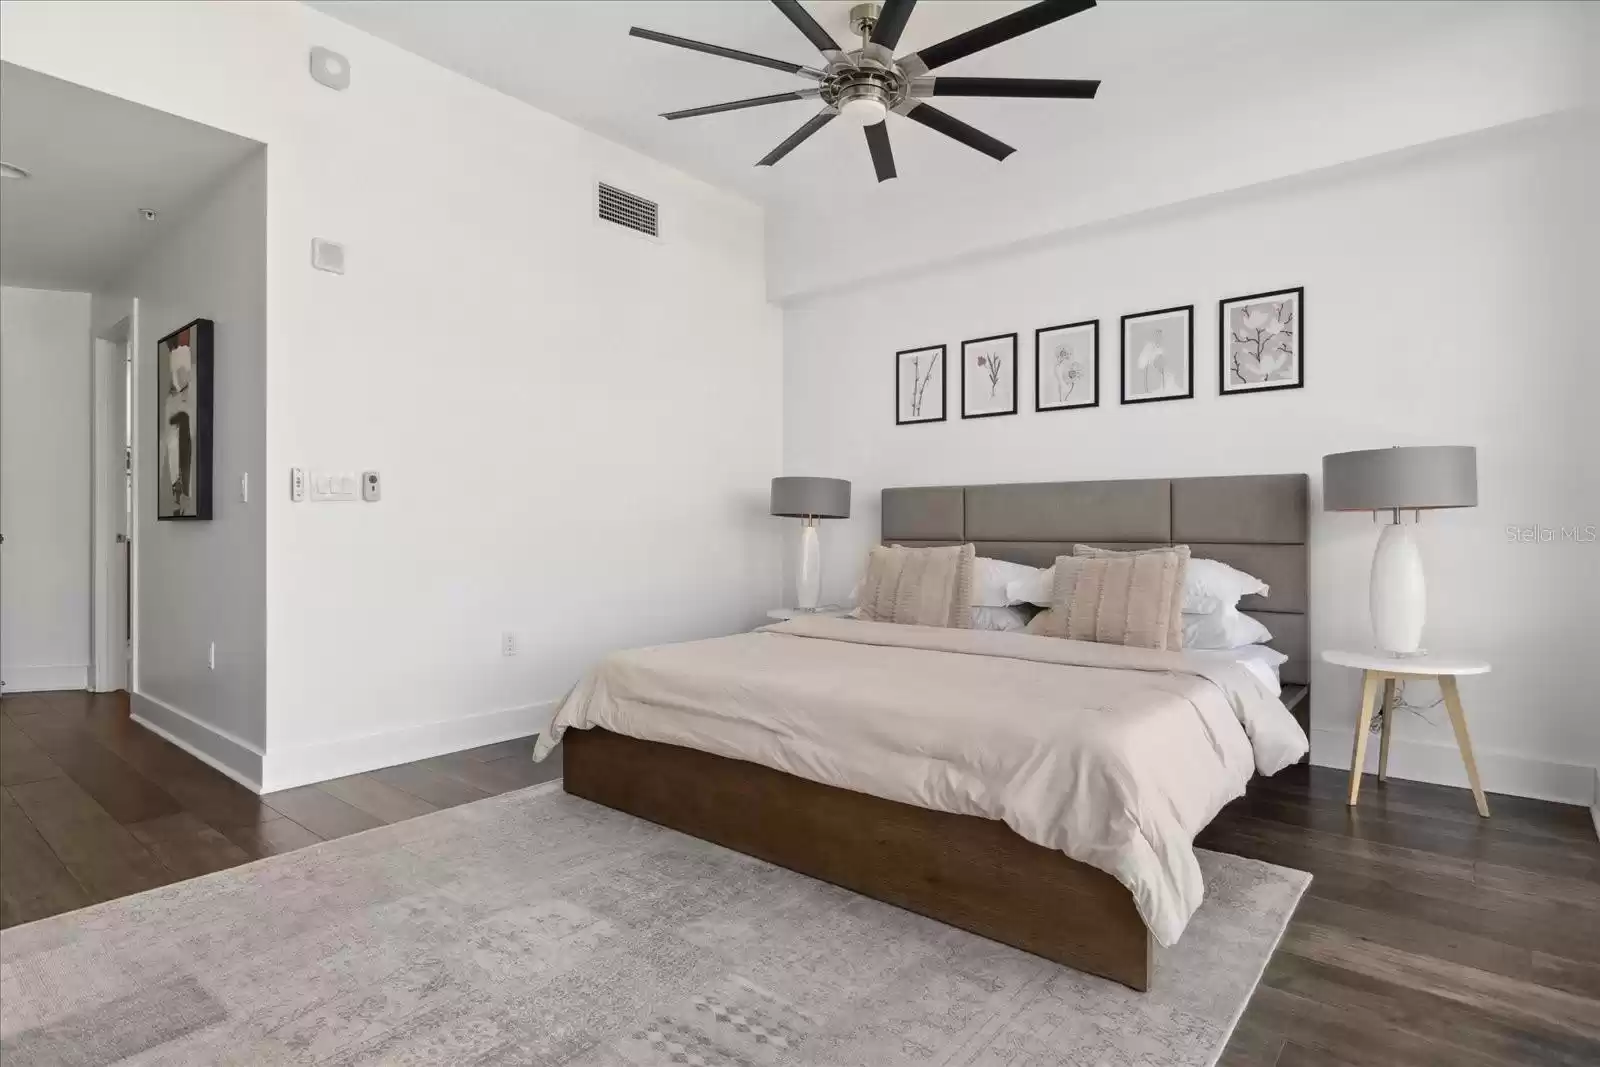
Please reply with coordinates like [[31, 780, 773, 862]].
[[310, 471, 360, 502]]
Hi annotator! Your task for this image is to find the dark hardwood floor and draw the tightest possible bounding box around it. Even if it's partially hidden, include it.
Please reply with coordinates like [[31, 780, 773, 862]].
[[0, 689, 561, 929], [1208, 764, 1600, 1066], [2, 689, 1596, 1065]]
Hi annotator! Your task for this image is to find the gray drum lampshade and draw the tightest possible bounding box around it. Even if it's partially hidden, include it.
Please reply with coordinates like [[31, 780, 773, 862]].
[[1322, 446, 1477, 511], [771, 477, 851, 519]]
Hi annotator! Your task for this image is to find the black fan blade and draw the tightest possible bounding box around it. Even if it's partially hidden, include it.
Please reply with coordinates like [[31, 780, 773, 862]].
[[771, 0, 841, 54], [870, 0, 917, 50], [909, 0, 1095, 73], [864, 121, 896, 182], [663, 91, 810, 120], [757, 110, 836, 166], [630, 27, 805, 75], [904, 103, 1014, 161], [931, 76, 1099, 99]]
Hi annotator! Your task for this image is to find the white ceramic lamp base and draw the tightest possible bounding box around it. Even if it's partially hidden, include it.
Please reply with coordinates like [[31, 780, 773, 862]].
[[1370, 522, 1426, 655], [796, 520, 821, 611]]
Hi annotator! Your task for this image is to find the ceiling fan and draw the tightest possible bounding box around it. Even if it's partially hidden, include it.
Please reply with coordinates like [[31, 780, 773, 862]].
[[629, 0, 1100, 182]]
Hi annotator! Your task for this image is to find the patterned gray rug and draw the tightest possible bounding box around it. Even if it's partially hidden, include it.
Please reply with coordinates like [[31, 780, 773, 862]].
[[1, 781, 1308, 1066]]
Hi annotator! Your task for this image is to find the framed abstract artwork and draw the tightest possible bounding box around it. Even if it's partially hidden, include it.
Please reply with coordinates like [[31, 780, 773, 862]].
[[895, 344, 946, 425], [961, 332, 1018, 419], [1219, 286, 1303, 395], [1120, 305, 1193, 405], [156, 317, 214, 520], [1034, 320, 1099, 411]]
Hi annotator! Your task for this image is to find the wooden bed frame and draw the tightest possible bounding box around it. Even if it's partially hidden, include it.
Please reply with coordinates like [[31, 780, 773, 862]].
[[561, 475, 1309, 994], [564, 727, 1152, 990]]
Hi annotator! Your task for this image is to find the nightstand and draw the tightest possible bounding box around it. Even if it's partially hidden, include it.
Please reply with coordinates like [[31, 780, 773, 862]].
[[766, 606, 852, 621], [1321, 649, 1491, 816]]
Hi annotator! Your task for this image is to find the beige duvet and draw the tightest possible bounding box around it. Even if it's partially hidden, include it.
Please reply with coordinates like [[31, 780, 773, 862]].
[[534, 616, 1308, 946]]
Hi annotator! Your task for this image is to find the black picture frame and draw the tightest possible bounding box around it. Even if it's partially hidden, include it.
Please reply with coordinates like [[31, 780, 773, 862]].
[[960, 332, 1019, 420], [1218, 286, 1305, 396], [1119, 305, 1194, 405], [894, 343, 947, 426], [1034, 319, 1100, 412], [155, 317, 214, 521]]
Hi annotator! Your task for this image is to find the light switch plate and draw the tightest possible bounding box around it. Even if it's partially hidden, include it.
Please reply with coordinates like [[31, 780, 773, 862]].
[[311, 471, 360, 502]]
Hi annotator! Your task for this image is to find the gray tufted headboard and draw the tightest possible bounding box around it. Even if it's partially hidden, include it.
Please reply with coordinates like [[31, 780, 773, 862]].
[[881, 474, 1310, 685]]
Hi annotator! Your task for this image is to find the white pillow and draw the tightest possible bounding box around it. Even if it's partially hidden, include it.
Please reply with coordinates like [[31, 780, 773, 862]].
[[1007, 567, 1056, 607], [1182, 607, 1272, 650], [1183, 557, 1270, 614], [969, 605, 1034, 632], [1185, 644, 1288, 695], [1012, 556, 1269, 615], [973, 557, 1047, 608]]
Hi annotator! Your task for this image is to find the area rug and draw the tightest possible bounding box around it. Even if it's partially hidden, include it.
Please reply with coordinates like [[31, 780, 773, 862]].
[[0, 781, 1308, 1066]]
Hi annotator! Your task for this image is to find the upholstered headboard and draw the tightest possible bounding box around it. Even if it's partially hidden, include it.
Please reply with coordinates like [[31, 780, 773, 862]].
[[881, 474, 1310, 685]]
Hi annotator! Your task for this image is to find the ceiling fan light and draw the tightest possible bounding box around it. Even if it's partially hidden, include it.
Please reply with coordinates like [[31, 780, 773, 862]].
[[839, 95, 889, 127]]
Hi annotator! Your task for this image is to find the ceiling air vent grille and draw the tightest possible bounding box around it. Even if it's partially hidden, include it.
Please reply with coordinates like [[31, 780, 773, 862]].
[[597, 182, 659, 238]]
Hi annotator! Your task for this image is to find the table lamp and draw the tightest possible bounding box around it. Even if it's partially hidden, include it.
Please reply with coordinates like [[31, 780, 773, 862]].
[[1322, 445, 1477, 655], [771, 477, 851, 611]]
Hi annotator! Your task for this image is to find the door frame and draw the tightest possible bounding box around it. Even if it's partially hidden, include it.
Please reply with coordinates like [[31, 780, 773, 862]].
[[90, 306, 138, 693]]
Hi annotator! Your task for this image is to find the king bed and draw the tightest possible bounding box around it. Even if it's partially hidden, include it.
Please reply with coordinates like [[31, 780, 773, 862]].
[[536, 474, 1310, 991]]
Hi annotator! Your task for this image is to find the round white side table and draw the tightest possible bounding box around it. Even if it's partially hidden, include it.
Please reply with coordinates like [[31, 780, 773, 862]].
[[1321, 649, 1492, 817]]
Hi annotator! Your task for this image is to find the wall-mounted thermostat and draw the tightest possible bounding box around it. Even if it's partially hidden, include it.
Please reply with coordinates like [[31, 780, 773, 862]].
[[311, 238, 345, 275], [362, 471, 381, 502]]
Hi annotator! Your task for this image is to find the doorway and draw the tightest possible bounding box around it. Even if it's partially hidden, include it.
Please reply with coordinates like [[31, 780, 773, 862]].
[[90, 311, 136, 693]]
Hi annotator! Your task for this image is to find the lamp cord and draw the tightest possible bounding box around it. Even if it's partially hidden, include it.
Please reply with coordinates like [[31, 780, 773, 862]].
[[1370, 681, 1444, 733]]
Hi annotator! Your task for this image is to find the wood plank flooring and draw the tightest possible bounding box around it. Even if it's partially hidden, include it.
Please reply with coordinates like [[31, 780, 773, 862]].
[[2, 689, 1595, 1065], [0, 689, 561, 929], [1208, 763, 1600, 1066]]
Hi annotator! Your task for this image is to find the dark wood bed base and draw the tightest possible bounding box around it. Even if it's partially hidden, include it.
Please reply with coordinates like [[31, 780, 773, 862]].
[[564, 727, 1153, 991]]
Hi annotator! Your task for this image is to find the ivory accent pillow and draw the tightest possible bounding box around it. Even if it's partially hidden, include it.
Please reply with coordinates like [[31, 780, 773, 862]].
[[855, 544, 977, 628], [1072, 544, 1191, 650], [1025, 552, 1185, 651]]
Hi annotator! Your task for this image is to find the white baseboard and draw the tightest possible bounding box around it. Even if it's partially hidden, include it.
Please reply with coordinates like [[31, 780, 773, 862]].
[[1310, 728, 1597, 807], [131, 691, 264, 791], [258, 699, 558, 794], [1591, 769, 1599, 843], [2, 663, 90, 693]]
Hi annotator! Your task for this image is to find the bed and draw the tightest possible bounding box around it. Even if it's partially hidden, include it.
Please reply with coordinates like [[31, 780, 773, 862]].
[[537, 474, 1310, 991]]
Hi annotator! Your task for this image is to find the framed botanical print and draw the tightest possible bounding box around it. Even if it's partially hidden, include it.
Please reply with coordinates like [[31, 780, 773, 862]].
[[1220, 286, 1303, 395], [1034, 320, 1098, 411], [961, 332, 1018, 419], [895, 344, 946, 425], [156, 318, 214, 520], [1120, 305, 1193, 405]]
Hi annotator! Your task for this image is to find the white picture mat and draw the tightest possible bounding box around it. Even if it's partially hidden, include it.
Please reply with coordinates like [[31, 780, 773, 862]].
[[1036, 323, 1097, 409]]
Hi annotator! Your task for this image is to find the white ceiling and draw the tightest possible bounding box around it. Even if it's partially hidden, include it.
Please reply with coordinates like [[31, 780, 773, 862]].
[[0, 62, 262, 293], [308, 0, 1433, 208]]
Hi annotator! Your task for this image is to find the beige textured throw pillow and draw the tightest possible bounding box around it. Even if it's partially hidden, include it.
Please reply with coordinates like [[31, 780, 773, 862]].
[[1024, 551, 1184, 651], [1072, 544, 1191, 650], [856, 544, 976, 628]]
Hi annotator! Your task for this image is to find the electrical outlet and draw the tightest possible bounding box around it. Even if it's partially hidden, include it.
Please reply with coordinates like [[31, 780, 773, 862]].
[[501, 631, 517, 657]]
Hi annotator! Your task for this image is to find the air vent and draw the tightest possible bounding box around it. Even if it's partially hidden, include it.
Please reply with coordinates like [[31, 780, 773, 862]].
[[597, 182, 659, 238]]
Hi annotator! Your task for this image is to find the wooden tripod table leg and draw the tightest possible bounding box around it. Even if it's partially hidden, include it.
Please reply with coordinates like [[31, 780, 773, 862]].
[[1348, 670, 1381, 806], [1440, 675, 1490, 817], [1378, 678, 1397, 782]]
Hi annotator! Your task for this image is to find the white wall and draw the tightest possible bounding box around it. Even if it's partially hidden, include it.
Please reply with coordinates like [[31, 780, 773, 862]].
[[783, 117, 1597, 804], [102, 150, 268, 775], [0, 285, 92, 692], [1, 1, 784, 789]]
